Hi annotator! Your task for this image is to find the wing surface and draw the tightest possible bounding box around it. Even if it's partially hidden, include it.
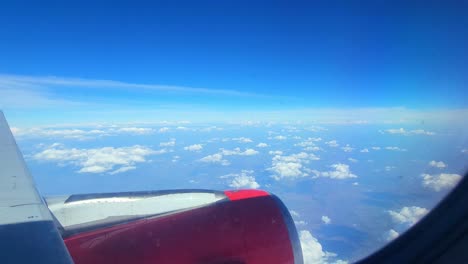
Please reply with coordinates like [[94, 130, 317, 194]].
[[0, 111, 73, 264]]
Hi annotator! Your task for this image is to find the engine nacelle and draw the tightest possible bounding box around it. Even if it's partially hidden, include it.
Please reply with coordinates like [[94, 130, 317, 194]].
[[46, 189, 303, 264]]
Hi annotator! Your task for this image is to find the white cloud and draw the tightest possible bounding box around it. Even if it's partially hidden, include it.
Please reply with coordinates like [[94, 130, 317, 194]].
[[176, 126, 189, 131], [274, 135, 287, 140], [348, 158, 358, 163], [12, 127, 108, 140], [242, 149, 259, 156], [184, 144, 203, 152], [291, 210, 346, 263], [109, 166, 136, 175], [360, 148, 369, 153], [304, 146, 321, 151], [341, 144, 353, 152], [352, 182, 359, 186], [0, 74, 261, 100], [199, 153, 230, 166], [383, 128, 435, 136], [294, 220, 308, 226], [388, 206, 429, 225], [160, 138, 176, 147], [171, 155, 180, 162], [269, 150, 283, 155], [158, 127, 170, 133], [256, 142, 269, 148], [269, 152, 320, 180], [33, 143, 161, 174], [321, 216, 331, 224], [224, 170, 260, 189], [290, 210, 300, 218], [232, 137, 253, 143], [117, 127, 154, 135], [325, 140, 339, 147], [371, 147, 381, 150], [316, 163, 357, 179], [299, 230, 347, 264], [385, 146, 407, 151], [384, 229, 400, 241], [270, 162, 306, 180], [11, 125, 173, 140], [199, 126, 224, 132], [385, 166, 396, 171], [295, 137, 322, 148], [429, 160, 446, 169], [220, 147, 259, 156], [421, 173, 462, 191]]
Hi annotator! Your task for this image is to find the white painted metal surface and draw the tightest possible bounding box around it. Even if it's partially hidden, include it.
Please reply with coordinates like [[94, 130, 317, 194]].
[[47, 192, 225, 228], [0, 111, 53, 225]]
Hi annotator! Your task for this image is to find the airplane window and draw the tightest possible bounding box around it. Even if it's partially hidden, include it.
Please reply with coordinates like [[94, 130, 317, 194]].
[[1, 1, 467, 263]]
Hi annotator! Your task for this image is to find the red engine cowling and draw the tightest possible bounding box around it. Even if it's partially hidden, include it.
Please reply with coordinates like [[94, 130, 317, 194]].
[[48, 190, 302, 264]]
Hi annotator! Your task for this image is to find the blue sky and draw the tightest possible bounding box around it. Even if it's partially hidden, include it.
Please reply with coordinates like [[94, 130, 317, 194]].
[[1, 1, 468, 263], [1, 1, 468, 125]]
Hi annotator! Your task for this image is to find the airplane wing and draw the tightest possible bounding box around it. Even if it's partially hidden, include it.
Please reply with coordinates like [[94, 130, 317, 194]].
[[0, 112, 73, 263], [0, 111, 303, 264]]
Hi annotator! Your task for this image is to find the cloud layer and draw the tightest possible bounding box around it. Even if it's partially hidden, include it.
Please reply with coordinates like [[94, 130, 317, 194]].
[[33, 143, 162, 174]]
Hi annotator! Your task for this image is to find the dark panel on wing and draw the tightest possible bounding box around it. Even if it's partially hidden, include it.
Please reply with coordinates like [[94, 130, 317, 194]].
[[0, 221, 73, 264]]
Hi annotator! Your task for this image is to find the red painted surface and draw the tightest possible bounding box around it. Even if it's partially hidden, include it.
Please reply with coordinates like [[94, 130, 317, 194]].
[[224, 189, 270, 201], [64, 195, 294, 264]]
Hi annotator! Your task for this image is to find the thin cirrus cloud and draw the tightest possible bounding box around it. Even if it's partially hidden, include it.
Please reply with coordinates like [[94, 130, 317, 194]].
[[0, 74, 264, 100], [2, 74, 468, 126], [11, 126, 161, 140], [385, 146, 407, 152], [32, 143, 164, 174], [381, 128, 436, 136]]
